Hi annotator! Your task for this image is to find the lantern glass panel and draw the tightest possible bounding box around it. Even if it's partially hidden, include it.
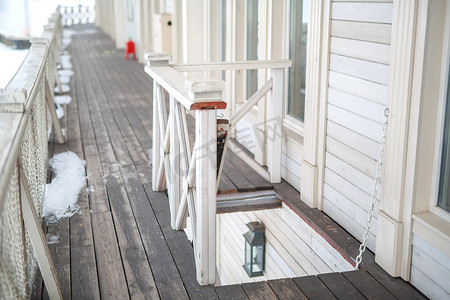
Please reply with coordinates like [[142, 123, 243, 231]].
[[252, 245, 264, 272], [244, 240, 252, 272]]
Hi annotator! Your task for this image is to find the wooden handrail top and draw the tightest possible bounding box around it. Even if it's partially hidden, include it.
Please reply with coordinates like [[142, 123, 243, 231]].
[[171, 59, 292, 72], [145, 65, 227, 110]]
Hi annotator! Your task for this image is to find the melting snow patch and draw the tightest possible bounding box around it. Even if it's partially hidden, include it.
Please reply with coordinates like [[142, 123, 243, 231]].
[[43, 151, 86, 224], [58, 69, 74, 77], [60, 54, 72, 69], [46, 234, 60, 245], [59, 75, 70, 84], [55, 84, 71, 93], [54, 95, 72, 105], [56, 104, 64, 119]]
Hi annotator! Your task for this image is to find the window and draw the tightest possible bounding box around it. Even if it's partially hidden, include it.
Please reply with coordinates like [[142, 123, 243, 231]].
[[288, 0, 309, 121], [246, 0, 258, 99], [438, 71, 450, 212]]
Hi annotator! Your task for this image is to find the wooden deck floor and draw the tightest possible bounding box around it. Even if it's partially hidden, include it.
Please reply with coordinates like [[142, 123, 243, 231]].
[[32, 25, 427, 299]]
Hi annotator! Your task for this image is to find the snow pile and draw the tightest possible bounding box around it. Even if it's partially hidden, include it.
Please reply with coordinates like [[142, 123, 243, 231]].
[[46, 234, 60, 245], [54, 95, 72, 105], [43, 151, 86, 223], [60, 54, 72, 69], [0, 43, 29, 88], [54, 95, 72, 119], [55, 84, 71, 93], [62, 29, 76, 49]]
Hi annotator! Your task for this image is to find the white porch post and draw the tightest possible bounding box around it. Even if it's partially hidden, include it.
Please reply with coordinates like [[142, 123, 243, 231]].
[[375, 0, 418, 277], [267, 68, 283, 183], [195, 109, 217, 285], [300, 0, 329, 209]]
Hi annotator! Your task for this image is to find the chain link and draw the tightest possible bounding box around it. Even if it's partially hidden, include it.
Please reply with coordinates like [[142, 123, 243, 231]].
[[354, 108, 389, 270]]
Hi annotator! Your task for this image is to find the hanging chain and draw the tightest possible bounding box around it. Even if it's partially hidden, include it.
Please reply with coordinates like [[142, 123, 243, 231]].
[[354, 108, 390, 270]]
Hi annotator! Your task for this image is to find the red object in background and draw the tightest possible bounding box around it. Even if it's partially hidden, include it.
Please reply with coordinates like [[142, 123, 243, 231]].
[[125, 40, 136, 60]]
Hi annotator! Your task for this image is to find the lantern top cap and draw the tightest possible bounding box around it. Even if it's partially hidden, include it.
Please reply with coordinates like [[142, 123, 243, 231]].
[[246, 221, 264, 233]]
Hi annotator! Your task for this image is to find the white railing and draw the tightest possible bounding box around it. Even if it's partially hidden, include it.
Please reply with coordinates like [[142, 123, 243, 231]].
[[145, 53, 291, 285], [0, 8, 64, 300], [60, 5, 96, 26]]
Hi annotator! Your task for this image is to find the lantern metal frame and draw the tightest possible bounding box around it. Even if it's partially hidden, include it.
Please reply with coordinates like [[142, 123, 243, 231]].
[[242, 221, 265, 277]]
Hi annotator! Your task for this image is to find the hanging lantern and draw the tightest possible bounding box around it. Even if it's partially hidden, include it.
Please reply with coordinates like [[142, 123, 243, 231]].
[[243, 221, 265, 277]]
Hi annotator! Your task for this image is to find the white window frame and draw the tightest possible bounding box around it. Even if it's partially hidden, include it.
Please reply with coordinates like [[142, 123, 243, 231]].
[[429, 0, 450, 222]]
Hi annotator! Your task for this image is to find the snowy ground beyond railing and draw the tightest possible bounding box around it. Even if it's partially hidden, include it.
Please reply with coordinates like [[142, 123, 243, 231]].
[[0, 7, 65, 300]]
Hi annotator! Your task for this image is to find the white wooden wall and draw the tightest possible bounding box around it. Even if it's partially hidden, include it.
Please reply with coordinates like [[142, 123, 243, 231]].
[[322, 1, 393, 251], [410, 234, 450, 299], [216, 204, 353, 286]]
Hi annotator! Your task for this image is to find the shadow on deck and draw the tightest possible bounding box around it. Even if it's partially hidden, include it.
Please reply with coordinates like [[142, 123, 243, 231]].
[[33, 25, 426, 299]]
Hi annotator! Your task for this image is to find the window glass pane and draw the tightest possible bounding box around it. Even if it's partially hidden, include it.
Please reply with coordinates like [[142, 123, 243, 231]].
[[288, 0, 309, 121], [246, 0, 258, 99], [438, 73, 450, 212]]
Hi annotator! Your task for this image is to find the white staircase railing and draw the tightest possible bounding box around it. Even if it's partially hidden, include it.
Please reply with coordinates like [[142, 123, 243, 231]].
[[145, 53, 291, 285]]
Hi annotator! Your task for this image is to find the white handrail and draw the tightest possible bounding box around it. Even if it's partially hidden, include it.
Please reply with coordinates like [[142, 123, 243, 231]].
[[171, 59, 292, 72]]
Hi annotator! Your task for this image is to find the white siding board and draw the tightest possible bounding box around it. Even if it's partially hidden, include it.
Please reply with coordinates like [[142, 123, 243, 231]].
[[411, 238, 450, 294], [332, 2, 393, 24], [412, 234, 450, 268], [265, 241, 296, 278], [327, 120, 380, 159], [329, 71, 388, 105], [281, 136, 303, 191], [324, 167, 381, 219], [310, 236, 350, 272], [326, 136, 377, 178], [325, 152, 374, 195], [329, 54, 389, 85], [354, 204, 378, 236], [323, 198, 376, 251], [281, 166, 302, 192], [328, 88, 387, 124], [331, 20, 391, 44], [279, 205, 353, 271], [256, 209, 330, 274], [330, 37, 390, 65], [281, 152, 302, 178], [323, 183, 356, 219], [410, 266, 449, 300], [328, 104, 383, 142]]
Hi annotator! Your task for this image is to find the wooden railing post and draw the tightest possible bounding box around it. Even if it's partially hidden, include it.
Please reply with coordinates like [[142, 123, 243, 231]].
[[267, 68, 283, 183], [146, 53, 170, 191], [195, 108, 217, 285], [186, 79, 224, 285]]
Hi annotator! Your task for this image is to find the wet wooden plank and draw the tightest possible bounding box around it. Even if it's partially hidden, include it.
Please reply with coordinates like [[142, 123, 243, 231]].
[[363, 263, 427, 300], [166, 231, 219, 299], [241, 281, 278, 300], [43, 218, 70, 300], [227, 150, 272, 190], [83, 141, 109, 212], [105, 174, 159, 299], [223, 158, 255, 192], [156, 279, 189, 300], [293, 276, 337, 300], [215, 284, 249, 300], [218, 172, 238, 194], [267, 278, 307, 300], [342, 270, 396, 300], [318, 272, 365, 300], [91, 212, 129, 299]]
